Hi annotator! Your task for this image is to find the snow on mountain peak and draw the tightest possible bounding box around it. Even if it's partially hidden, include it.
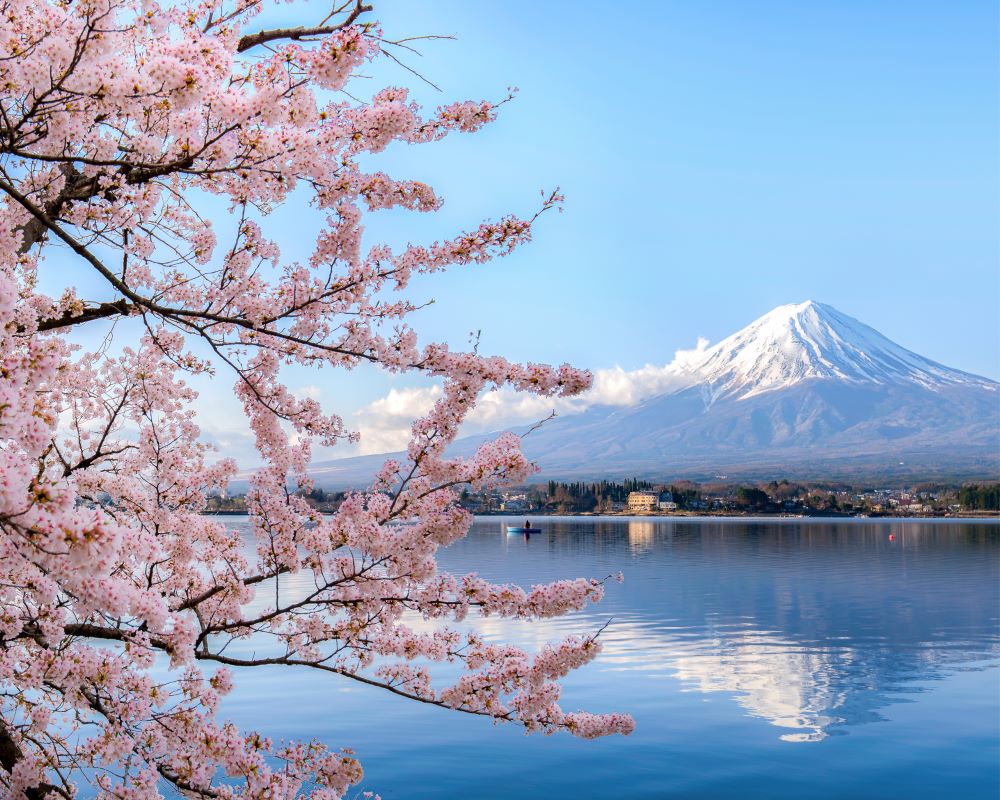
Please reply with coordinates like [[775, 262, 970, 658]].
[[685, 301, 994, 400]]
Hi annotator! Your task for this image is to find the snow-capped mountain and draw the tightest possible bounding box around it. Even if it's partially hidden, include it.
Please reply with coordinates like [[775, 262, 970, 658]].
[[306, 302, 1000, 486], [682, 301, 992, 401]]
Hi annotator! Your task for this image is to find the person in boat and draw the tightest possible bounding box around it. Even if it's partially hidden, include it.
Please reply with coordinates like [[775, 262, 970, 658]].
[[523, 520, 532, 530]]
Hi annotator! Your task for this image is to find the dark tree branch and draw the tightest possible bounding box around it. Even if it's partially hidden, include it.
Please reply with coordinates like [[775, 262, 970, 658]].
[[0, 718, 64, 800], [36, 299, 134, 332], [15, 165, 101, 256], [236, 1, 372, 52]]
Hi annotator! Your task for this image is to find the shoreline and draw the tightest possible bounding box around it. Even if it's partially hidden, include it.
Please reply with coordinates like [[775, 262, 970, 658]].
[[200, 509, 1000, 521], [471, 511, 1000, 520]]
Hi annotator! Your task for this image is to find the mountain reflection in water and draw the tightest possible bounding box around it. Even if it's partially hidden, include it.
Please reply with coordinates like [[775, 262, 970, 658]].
[[594, 519, 1000, 743], [220, 516, 999, 799]]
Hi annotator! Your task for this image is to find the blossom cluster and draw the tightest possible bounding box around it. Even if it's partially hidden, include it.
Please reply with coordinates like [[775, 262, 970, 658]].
[[0, 1, 632, 797]]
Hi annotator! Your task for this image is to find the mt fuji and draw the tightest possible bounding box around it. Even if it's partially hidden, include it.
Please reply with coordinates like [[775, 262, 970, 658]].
[[674, 301, 993, 400], [308, 302, 1000, 486]]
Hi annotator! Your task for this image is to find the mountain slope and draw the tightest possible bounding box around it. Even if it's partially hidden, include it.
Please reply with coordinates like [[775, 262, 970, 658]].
[[306, 302, 1000, 486], [668, 300, 994, 401]]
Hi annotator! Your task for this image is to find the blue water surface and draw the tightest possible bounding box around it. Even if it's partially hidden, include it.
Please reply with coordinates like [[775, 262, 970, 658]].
[[219, 517, 1000, 799]]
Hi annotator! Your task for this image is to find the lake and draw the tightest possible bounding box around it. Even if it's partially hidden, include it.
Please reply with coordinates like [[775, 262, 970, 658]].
[[218, 516, 999, 799]]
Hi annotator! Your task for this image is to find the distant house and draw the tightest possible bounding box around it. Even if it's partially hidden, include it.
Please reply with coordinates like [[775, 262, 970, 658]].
[[627, 491, 659, 513], [658, 491, 677, 512]]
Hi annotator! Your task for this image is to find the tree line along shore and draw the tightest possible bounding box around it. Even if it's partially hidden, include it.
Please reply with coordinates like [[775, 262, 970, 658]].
[[202, 480, 1000, 517]]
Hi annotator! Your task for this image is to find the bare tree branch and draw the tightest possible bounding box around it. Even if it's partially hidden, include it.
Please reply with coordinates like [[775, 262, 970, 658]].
[[236, 1, 372, 52]]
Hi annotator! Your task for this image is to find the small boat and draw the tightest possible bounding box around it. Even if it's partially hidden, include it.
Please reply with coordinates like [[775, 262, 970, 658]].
[[506, 525, 539, 534]]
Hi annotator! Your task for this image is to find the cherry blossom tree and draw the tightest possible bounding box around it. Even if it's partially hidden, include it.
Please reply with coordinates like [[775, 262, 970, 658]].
[[0, 0, 633, 796]]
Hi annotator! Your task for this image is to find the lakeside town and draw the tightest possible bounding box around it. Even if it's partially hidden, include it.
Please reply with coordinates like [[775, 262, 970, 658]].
[[203, 479, 1000, 518]]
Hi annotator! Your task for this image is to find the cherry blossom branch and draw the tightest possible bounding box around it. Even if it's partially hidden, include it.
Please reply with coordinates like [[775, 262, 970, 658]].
[[0, 718, 65, 800], [236, 1, 373, 52], [0, 4, 628, 795]]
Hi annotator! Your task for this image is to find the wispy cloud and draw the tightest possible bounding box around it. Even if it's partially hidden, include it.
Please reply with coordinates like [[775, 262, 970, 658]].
[[292, 385, 323, 401], [350, 385, 443, 455], [346, 338, 711, 455], [202, 338, 712, 464]]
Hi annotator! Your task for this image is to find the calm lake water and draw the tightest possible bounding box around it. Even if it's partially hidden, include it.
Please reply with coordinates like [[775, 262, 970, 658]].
[[217, 516, 999, 799]]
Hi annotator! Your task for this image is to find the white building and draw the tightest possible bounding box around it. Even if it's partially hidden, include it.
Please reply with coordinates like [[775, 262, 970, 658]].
[[627, 491, 659, 513]]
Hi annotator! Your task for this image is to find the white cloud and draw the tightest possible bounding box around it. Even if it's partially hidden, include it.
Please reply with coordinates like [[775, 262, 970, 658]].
[[196, 339, 713, 464], [292, 385, 323, 400], [346, 338, 712, 454], [199, 425, 262, 471], [585, 336, 709, 406], [351, 385, 443, 455]]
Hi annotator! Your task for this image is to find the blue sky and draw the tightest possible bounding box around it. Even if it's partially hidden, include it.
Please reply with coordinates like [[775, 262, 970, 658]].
[[46, 1, 1000, 463], [328, 0, 999, 377], [241, 0, 1000, 459], [269, 0, 998, 459]]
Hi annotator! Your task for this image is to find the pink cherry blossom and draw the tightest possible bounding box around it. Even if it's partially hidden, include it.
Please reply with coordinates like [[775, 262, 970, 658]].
[[0, 1, 632, 797]]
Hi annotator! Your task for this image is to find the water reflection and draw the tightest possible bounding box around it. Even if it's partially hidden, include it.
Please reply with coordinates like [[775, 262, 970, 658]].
[[215, 516, 999, 799], [454, 518, 1000, 743], [672, 631, 849, 741], [627, 520, 656, 552]]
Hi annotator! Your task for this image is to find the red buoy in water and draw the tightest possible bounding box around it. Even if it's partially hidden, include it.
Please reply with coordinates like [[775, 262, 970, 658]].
[[888, 534, 895, 542]]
